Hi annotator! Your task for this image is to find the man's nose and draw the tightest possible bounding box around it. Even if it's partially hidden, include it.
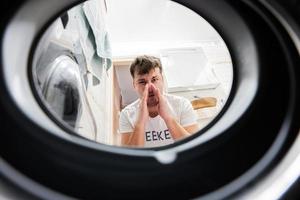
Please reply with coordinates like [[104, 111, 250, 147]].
[[148, 83, 154, 92]]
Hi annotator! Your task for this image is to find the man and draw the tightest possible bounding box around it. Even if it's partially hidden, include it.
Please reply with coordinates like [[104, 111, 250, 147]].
[[119, 55, 199, 148]]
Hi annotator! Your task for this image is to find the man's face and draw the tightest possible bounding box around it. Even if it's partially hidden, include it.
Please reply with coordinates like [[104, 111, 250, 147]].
[[133, 67, 164, 107]]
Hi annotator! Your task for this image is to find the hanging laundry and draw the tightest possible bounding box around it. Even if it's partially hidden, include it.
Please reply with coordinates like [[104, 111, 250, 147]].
[[68, 0, 112, 83]]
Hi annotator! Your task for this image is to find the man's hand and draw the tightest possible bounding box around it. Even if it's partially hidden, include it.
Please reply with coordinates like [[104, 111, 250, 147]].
[[121, 84, 149, 147], [152, 85, 173, 121], [136, 84, 149, 126]]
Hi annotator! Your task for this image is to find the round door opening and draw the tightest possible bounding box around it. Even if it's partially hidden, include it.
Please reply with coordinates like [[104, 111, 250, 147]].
[[31, 0, 233, 149]]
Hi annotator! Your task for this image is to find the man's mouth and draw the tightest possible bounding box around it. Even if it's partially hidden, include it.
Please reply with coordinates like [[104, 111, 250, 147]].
[[147, 94, 158, 106], [148, 93, 155, 97]]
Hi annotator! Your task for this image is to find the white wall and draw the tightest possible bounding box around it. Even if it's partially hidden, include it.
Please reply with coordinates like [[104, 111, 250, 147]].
[[106, 0, 223, 57]]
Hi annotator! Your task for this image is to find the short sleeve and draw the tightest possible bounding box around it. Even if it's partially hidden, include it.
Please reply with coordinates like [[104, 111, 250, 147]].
[[119, 110, 134, 133], [180, 98, 198, 127]]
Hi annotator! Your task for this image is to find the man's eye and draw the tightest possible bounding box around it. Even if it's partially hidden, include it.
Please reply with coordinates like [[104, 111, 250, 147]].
[[139, 81, 146, 85], [152, 78, 158, 83]]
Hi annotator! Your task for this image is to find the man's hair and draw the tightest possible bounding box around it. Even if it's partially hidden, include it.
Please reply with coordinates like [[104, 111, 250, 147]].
[[130, 55, 162, 78]]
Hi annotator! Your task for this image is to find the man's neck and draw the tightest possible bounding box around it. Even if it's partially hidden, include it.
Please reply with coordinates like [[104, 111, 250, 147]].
[[148, 104, 159, 118], [149, 111, 159, 118]]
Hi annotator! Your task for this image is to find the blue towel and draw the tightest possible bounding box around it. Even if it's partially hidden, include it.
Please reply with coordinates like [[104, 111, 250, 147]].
[[83, 0, 112, 71], [70, 1, 112, 83]]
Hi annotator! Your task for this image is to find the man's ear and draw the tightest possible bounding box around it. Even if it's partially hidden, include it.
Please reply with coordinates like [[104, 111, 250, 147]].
[[132, 79, 136, 89]]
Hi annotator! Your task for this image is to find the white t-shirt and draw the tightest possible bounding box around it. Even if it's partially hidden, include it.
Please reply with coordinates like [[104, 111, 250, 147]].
[[119, 94, 198, 147]]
